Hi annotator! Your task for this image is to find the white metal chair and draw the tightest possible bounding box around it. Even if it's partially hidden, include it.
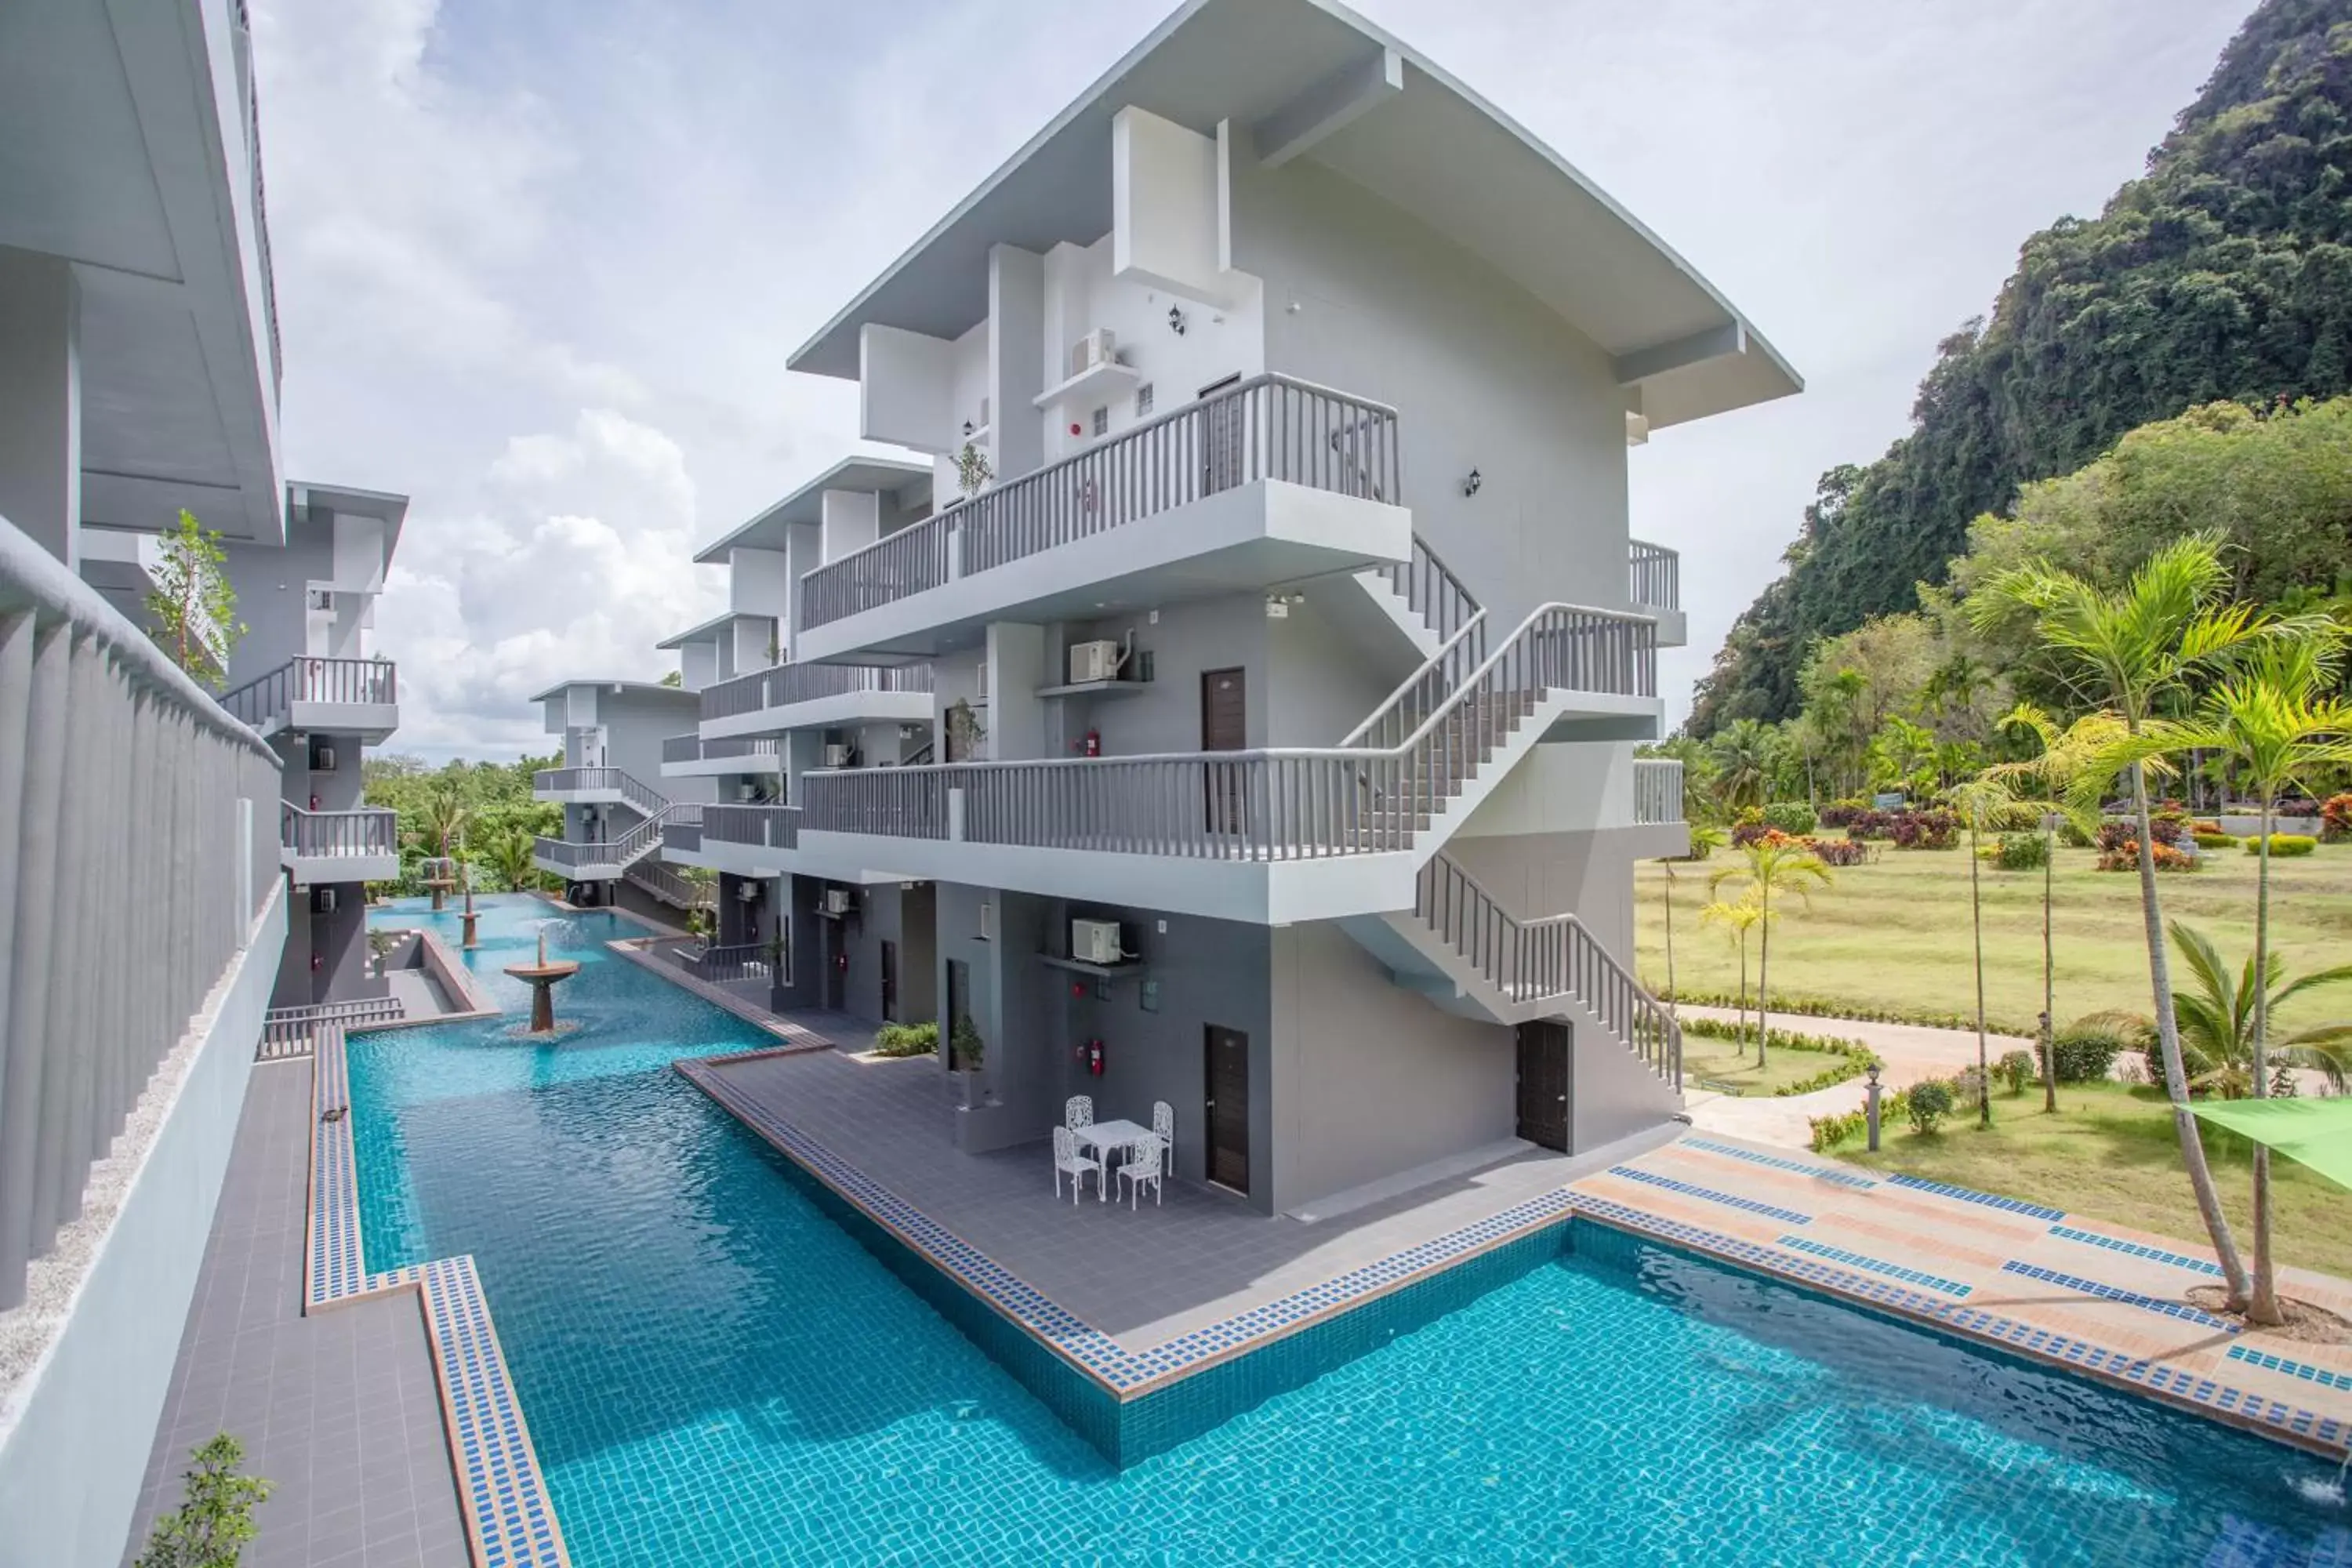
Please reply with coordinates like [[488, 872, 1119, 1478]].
[[1151, 1101, 1174, 1177], [1065, 1094, 1094, 1131], [1118, 1134, 1164, 1209], [1052, 1125, 1100, 1205]]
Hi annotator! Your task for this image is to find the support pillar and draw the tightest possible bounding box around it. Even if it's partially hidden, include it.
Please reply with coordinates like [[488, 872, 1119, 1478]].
[[0, 250, 81, 568]]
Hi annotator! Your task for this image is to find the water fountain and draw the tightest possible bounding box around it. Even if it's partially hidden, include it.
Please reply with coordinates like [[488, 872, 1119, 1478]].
[[420, 855, 458, 912], [503, 929, 580, 1034], [459, 869, 480, 950]]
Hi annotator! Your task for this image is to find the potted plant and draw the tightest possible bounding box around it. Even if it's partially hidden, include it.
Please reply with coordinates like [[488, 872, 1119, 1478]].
[[950, 1013, 986, 1107], [952, 441, 993, 501]]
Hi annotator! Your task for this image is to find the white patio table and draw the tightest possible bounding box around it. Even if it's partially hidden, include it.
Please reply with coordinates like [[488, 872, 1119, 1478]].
[[1073, 1119, 1150, 1202]]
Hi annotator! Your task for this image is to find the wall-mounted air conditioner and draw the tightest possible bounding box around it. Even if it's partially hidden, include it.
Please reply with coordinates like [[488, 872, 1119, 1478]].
[[978, 901, 996, 942], [822, 743, 850, 768], [1069, 328, 1117, 377], [306, 586, 333, 612], [822, 887, 854, 917], [1069, 641, 1123, 684], [313, 886, 339, 915], [1072, 918, 1122, 965], [736, 880, 764, 902], [738, 783, 758, 801], [311, 744, 337, 772]]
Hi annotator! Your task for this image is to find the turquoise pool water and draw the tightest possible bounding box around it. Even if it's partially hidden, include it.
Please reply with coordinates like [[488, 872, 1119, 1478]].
[[358, 898, 2351, 1566]]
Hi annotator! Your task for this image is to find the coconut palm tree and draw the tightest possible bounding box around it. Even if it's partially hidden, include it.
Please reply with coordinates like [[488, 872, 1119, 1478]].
[[1698, 894, 1769, 1059], [1658, 823, 1728, 1012], [2145, 923, 2352, 1097], [2128, 631, 2352, 1323], [1970, 531, 2321, 1311], [1708, 836, 1831, 1069], [1707, 720, 1777, 813], [485, 827, 537, 894], [1947, 775, 2036, 1128]]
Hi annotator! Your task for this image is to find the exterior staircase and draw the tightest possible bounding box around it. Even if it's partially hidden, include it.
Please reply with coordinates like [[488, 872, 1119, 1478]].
[[532, 769, 681, 881], [623, 855, 706, 912]]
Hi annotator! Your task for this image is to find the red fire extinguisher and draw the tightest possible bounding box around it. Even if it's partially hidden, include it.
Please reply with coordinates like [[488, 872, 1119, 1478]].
[[836, 949, 849, 974], [310, 793, 320, 811], [310, 953, 322, 972], [1080, 1038, 1105, 1076], [1082, 728, 1102, 758]]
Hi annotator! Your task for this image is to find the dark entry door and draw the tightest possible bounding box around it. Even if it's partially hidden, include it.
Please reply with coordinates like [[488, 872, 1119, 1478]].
[[1515, 1021, 1570, 1152], [1204, 1025, 1250, 1193], [824, 921, 846, 1011], [1201, 667, 1247, 837], [879, 939, 898, 1022]]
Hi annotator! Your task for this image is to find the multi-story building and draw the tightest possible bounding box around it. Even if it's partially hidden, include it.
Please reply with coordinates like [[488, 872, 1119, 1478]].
[[530, 677, 716, 915], [712, 0, 1795, 1217], [0, 2, 411, 1559]]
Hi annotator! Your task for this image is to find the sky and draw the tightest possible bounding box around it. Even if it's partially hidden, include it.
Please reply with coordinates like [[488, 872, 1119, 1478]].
[[250, 0, 2253, 761]]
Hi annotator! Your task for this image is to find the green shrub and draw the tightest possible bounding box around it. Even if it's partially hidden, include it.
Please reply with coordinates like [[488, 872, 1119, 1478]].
[[2057, 817, 2093, 848], [1995, 1049, 2036, 1094], [2046, 1024, 2129, 1083], [1760, 800, 1819, 837], [871, 1021, 940, 1058], [1991, 833, 2048, 870], [2193, 830, 2237, 850], [1906, 1078, 1955, 1133], [1807, 1107, 1867, 1152], [2244, 833, 2318, 857], [136, 1433, 270, 1568]]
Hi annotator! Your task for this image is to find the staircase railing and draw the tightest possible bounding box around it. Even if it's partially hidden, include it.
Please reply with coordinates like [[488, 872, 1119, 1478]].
[[259, 996, 405, 1061], [532, 766, 668, 818], [1377, 534, 1483, 650], [800, 373, 1399, 631], [535, 804, 675, 873], [1414, 853, 1679, 1087], [624, 856, 706, 911], [219, 655, 397, 729]]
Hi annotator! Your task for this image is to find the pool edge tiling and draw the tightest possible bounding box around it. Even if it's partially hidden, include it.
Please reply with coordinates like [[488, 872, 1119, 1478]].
[[308, 1022, 574, 1568]]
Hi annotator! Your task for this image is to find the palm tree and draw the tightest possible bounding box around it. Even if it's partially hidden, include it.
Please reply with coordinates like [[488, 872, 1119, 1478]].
[[1699, 894, 1769, 1059], [485, 828, 537, 894], [2131, 632, 2352, 1323], [1947, 775, 2034, 1128], [1708, 836, 1832, 1068], [1972, 531, 2319, 1311], [1708, 720, 1776, 813], [1658, 824, 1729, 1012], [2148, 923, 2352, 1096]]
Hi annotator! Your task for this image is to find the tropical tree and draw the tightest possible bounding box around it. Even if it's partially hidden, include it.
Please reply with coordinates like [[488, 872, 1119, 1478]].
[[1708, 836, 1833, 1068], [1947, 775, 2034, 1127], [1707, 719, 1777, 812], [484, 827, 537, 894], [412, 780, 469, 862], [1868, 714, 1938, 797], [146, 509, 245, 690], [1698, 894, 1769, 1059], [1659, 824, 1729, 1011], [1972, 531, 2317, 1311], [2143, 924, 2352, 1098], [2130, 630, 2352, 1323]]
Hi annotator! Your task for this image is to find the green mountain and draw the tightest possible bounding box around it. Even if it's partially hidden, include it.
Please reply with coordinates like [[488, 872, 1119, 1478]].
[[1687, 0, 2352, 735]]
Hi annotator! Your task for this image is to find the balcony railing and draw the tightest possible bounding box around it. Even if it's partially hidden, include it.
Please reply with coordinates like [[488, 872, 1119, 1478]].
[[677, 940, 781, 986], [803, 601, 1653, 862], [281, 803, 399, 857], [1376, 535, 1483, 651], [704, 804, 802, 851], [532, 766, 668, 817], [218, 655, 396, 730], [699, 661, 935, 724], [1628, 539, 1679, 612], [663, 803, 704, 855], [663, 733, 783, 764], [0, 513, 282, 1308], [259, 996, 404, 1061], [800, 373, 1400, 631], [1633, 759, 1684, 825]]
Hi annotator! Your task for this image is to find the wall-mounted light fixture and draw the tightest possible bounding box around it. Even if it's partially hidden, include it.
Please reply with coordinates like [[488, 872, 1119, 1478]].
[[1462, 469, 1483, 498], [1167, 304, 1188, 336], [962, 419, 975, 437]]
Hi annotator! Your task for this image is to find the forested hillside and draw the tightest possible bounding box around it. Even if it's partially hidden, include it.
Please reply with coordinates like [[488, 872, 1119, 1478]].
[[1687, 0, 2352, 734]]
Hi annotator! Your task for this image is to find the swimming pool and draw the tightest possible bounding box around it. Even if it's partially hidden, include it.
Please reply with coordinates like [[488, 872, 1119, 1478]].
[[357, 898, 2350, 1565]]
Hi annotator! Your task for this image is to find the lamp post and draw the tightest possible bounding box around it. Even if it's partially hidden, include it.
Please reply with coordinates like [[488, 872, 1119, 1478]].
[[1865, 1063, 1884, 1152]]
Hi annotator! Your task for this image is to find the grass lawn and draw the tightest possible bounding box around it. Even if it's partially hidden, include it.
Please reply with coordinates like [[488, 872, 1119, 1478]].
[[1680, 1036, 1852, 1097], [1639, 840, 2352, 1033], [1835, 1081, 2352, 1281]]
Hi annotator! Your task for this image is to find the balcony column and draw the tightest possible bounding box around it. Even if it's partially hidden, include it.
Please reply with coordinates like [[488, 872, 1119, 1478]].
[[985, 622, 1047, 761], [0, 611, 67, 1306], [0, 250, 81, 569]]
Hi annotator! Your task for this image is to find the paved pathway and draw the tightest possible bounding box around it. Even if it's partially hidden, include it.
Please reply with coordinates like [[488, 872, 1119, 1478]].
[[1679, 1005, 2035, 1149]]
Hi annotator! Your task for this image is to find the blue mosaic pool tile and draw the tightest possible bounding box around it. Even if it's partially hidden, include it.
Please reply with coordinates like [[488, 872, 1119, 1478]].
[[1775, 1234, 1972, 1297], [1605, 1165, 1813, 1225], [1682, 1138, 1879, 1189], [306, 1024, 367, 1308], [2046, 1224, 2226, 1277], [1998, 1261, 2241, 1332], [2227, 1345, 2352, 1393], [1883, 1173, 2065, 1221]]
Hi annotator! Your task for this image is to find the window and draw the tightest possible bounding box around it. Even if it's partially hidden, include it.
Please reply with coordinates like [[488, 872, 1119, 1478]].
[[1091, 405, 1109, 438], [1135, 383, 1155, 418]]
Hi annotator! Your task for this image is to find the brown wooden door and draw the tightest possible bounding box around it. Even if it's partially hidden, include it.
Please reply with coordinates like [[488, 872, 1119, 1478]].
[[1204, 1025, 1250, 1193], [1516, 1021, 1570, 1152], [880, 939, 898, 1022], [1201, 668, 1247, 837]]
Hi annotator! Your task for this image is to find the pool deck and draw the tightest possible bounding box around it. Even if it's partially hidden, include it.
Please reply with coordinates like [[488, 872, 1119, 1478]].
[[684, 1043, 2352, 1457]]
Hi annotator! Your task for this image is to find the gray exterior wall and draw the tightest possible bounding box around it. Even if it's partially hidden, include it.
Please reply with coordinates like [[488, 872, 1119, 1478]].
[[220, 532, 334, 688], [1444, 827, 1641, 964], [273, 882, 376, 1007]]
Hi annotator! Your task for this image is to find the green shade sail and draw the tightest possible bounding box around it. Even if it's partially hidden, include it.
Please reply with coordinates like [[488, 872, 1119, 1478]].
[[2191, 1098, 2352, 1192]]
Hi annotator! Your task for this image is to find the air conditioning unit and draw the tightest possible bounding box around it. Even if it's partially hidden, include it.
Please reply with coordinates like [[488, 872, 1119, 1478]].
[[822, 887, 854, 917], [978, 900, 996, 942], [1069, 328, 1117, 377], [823, 743, 851, 768], [738, 783, 759, 801], [312, 886, 339, 915], [1072, 918, 1122, 965], [1069, 641, 1123, 684], [312, 744, 337, 772], [306, 586, 333, 612], [736, 880, 763, 902]]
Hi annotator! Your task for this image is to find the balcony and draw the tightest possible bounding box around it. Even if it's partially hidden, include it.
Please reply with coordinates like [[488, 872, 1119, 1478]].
[[1633, 759, 1684, 826], [660, 733, 784, 779], [532, 766, 668, 815], [684, 803, 804, 879], [280, 803, 400, 885], [219, 656, 398, 742], [793, 375, 1410, 665], [1628, 539, 1684, 647], [698, 662, 935, 743]]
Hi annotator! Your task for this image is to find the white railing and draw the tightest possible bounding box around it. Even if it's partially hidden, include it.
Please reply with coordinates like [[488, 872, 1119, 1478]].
[[1628, 539, 1679, 612], [0, 513, 283, 1308], [800, 374, 1400, 630], [699, 661, 934, 722], [258, 995, 404, 1060], [1414, 853, 1679, 1087], [532, 766, 669, 817], [1634, 759, 1684, 826], [217, 655, 396, 729], [281, 802, 399, 857]]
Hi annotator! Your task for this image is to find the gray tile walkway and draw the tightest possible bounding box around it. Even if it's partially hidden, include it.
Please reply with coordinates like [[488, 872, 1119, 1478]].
[[125, 1061, 467, 1568], [703, 1049, 1675, 1352]]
